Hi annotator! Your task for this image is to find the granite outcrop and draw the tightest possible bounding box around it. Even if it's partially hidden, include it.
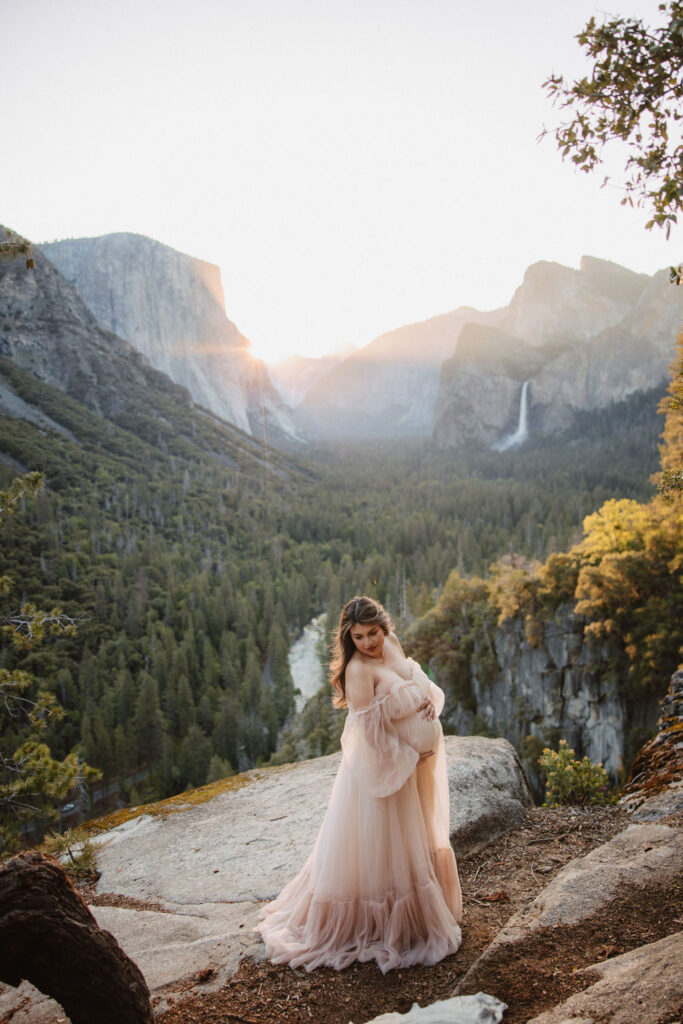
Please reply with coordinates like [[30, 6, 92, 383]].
[[619, 668, 683, 819], [434, 257, 680, 450], [40, 233, 300, 444], [15, 737, 528, 1004], [436, 602, 660, 790]]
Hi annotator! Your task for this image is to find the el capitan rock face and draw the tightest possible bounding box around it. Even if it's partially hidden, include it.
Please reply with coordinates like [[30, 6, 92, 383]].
[[0, 242, 191, 422], [0, 236, 293, 478], [39, 233, 301, 443]]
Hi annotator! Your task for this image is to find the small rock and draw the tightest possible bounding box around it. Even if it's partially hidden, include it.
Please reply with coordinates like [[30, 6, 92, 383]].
[[351, 992, 507, 1024]]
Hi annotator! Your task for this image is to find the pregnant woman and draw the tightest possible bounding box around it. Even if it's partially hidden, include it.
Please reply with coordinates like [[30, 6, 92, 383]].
[[256, 595, 462, 973]]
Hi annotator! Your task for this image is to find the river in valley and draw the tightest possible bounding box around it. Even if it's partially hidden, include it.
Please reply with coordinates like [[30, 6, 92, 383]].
[[289, 613, 327, 710]]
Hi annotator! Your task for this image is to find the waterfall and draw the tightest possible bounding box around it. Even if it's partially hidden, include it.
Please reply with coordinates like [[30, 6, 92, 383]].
[[493, 380, 530, 451]]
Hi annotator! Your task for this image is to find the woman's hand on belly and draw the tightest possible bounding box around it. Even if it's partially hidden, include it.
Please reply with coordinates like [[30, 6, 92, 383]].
[[417, 749, 435, 763], [418, 699, 436, 720]]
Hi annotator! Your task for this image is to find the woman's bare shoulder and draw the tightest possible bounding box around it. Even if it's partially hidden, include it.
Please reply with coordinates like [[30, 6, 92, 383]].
[[345, 655, 376, 709], [386, 631, 406, 656]]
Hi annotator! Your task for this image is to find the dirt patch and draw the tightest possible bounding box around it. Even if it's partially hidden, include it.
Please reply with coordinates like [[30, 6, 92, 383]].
[[458, 875, 683, 1023], [74, 876, 173, 914], [151, 806, 632, 1024], [90, 893, 175, 914]]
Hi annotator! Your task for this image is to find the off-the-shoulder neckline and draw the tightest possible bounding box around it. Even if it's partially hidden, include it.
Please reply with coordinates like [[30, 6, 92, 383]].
[[348, 660, 420, 714]]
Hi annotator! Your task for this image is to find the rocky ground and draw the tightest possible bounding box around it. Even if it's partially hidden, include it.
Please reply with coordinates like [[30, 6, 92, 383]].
[[2, 713, 682, 1024], [84, 803, 674, 1024], [2, 808, 681, 1023]]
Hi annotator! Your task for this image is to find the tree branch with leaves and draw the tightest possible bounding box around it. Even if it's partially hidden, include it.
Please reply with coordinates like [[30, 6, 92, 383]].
[[542, 1, 683, 498], [542, 2, 683, 241]]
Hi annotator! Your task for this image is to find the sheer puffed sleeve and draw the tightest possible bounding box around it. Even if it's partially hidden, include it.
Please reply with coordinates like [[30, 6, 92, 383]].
[[406, 658, 445, 717], [341, 684, 421, 799], [429, 681, 445, 717]]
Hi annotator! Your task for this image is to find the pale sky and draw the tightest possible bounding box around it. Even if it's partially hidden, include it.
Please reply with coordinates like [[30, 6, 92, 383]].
[[3, 0, 680, 361]]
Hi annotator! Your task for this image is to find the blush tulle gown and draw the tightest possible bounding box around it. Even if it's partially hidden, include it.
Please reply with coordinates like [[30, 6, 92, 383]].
[[256, 658, 462, 973]]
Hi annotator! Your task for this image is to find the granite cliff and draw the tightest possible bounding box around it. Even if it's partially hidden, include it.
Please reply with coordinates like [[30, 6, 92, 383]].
[[434, 257, 680, 450], [0, 234, 290, 475], [0, 241, 191, 423], [40, 233, 300, 444], [448, 602, 660, 790], [297, 255, 679, 445]]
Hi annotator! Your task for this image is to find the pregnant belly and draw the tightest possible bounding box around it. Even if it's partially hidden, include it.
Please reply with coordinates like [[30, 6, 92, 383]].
[[394, 711, 439, 755]]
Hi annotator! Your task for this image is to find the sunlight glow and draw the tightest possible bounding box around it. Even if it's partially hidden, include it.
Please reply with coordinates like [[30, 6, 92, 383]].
[[2, 0, 678, 362]]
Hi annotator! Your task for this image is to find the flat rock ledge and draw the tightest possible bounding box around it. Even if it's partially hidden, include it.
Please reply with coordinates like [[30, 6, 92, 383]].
[[455, 820, 683, 1013], [527, 930, 683, 1024], [82, 736, 529, 999]]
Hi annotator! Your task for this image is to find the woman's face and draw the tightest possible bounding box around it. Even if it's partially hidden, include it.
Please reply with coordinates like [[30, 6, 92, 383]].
[[350, 621, 385, 658]]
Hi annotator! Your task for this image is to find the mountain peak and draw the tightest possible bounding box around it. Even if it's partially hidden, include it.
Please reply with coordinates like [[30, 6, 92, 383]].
[[39, 234, 301, 442]]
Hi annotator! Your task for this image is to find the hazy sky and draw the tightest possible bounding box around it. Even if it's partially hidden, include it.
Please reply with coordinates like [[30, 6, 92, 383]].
[[3, 0, 680, 361]]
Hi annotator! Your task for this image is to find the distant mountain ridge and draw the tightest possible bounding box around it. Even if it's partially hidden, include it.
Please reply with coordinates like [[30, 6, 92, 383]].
[[434, 257, 682, 449], [26, 233, 683, 449], [39, 233, 301, 445], [297, 255, 681, 446], [297, 306, 504, 439]]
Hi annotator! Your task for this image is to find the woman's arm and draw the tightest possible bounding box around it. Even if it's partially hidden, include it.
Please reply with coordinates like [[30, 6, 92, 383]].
[[345, 659, 375, 710], [390, 633, 434, 720]]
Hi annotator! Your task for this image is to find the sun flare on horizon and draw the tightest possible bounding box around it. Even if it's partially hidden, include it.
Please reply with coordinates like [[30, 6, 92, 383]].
[[4, 0, 679, 361]]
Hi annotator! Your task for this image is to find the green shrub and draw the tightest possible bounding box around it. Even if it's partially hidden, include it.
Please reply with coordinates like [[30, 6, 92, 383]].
[[539, 739, 616, 807], [41, 826, 98, 879]]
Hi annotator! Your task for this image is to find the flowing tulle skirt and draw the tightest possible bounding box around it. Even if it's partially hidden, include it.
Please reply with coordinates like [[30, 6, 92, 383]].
[[256, 708, 462, 973]]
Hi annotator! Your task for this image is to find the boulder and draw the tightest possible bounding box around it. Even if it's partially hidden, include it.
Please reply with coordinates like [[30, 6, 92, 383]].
[[527, 930, 683, 1024], [446, 736, 532, 856], [0, 851, 152, 1024], [620, 668, 683, 820], [86, 737, 530, 996]]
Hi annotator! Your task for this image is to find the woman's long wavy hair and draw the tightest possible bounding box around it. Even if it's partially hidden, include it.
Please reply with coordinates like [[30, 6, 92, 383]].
[[329, 596, 393, 708]]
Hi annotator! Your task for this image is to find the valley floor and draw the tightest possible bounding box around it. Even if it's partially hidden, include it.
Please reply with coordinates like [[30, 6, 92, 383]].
[[105, 804, 680, 1024]]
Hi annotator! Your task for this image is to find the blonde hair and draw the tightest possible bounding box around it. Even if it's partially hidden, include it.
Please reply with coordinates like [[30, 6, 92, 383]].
[[329, 596, 393, 708]]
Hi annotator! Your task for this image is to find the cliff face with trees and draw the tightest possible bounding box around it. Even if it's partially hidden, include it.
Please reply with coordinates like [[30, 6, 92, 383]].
[[408, 334, 683, 787]]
